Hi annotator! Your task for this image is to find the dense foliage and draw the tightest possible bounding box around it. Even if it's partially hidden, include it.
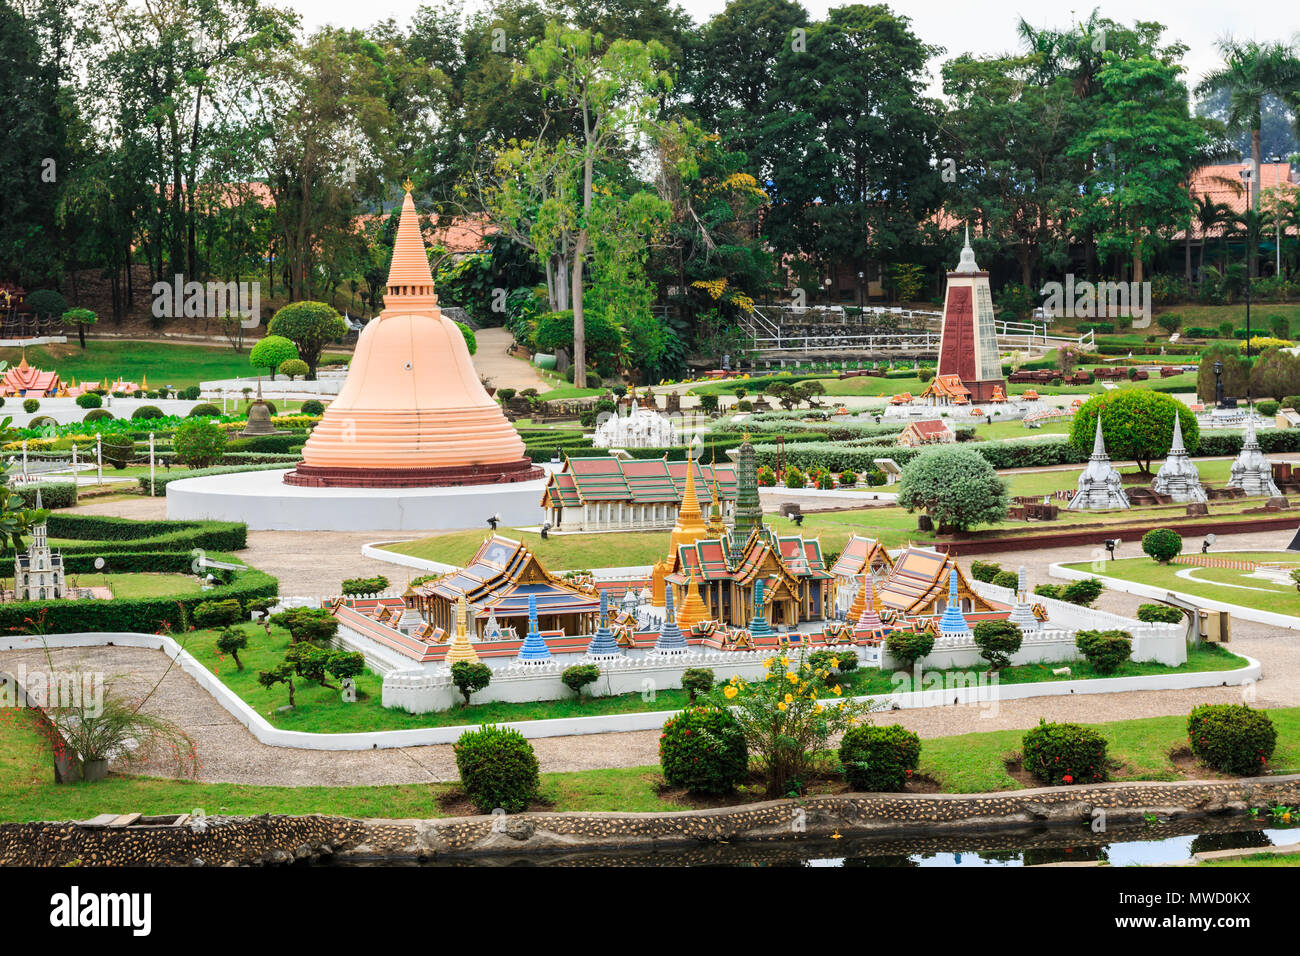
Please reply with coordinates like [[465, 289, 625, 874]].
[[1186, 704, 1277, 775], [453, 725, 541, 814], [658, 706, 748, 795], [1021, 720, 1110, 786], [839, 724, 922, 793]]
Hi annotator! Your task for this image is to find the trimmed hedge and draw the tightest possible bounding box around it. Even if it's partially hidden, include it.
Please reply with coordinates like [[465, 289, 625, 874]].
[[0, 566, 276, 634], [839, 724, 922, 792], [225, 433, 310, 454], [1187, 704, 1277, 775], [138, 462, 297, 495], [1021, 720, 1109, 786], [13, 483, 77, 510], [46, 514, 248, 553]]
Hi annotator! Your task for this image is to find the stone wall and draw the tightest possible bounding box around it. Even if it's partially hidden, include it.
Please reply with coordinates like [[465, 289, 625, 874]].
[[4, 775, 1296, 865]]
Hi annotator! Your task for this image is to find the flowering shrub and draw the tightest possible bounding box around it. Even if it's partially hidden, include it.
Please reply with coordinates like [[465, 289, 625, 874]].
[[703, 651, 870, 795], [838, 470, 858, 487], [839, 724, 921, 792], [1021, 719, 1109, 786], [454, 724, 540, 813], [783, 466, 806, 489], [1187, 704, 1277, 775], [756, 465, 777, 487], [658, 706, 748, 794]]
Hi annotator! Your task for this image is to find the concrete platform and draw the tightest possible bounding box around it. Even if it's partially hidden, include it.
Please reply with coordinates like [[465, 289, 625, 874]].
[[165, 467, 547, 531]]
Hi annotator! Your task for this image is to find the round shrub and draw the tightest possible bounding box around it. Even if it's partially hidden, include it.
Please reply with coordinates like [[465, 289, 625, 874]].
[[83, 408, 113, 422], [886, 630, 934, 671], [1137, 603, 1183, 624], [1061, 577, 1105, 607], [839, 724, 921, 792], [75, 392, 102, 409], [100, 434, 134, 468], [992, 570, 1019, 590], [562, 663, 600, 700], [658, 706, 748, 795], [173, 418, 228, 468], [1021, 719, 1109, 786], [680, 667, 715, 702], [973, 619, 1022, 671], [132, 405, 165, 421], [1142, 527, 1182, 563], [183, 385, 202, 400], [1257, 399, 1280, 417], [783, 466, 806, 489], [278, 358, 309, 380], [187, 403, 221, 417], [28, 415, 58, 429], [1187, 704, 1277, 776], [917, 367, 935, 382], [192, 598, 244, 629], [22, 398, 39, 414], [453, 724, 540, 813], [301, 399, 325, 416], [1074, 628, 1133, 674]]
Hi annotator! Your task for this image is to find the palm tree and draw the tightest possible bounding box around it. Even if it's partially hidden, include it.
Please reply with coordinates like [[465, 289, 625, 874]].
[[1191, 195, 1240, 283], [1196, 39, 1300, 275]]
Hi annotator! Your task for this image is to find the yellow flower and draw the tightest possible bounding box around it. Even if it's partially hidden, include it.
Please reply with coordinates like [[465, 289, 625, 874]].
[[784, 693, 793, 703], [833, 685, 842, 696], [831, 657, 840, 668], [787, 672, 798, 682], [724, 686, 738, 699], [777, 702, 787, 711], [815, 704, 824, 714]]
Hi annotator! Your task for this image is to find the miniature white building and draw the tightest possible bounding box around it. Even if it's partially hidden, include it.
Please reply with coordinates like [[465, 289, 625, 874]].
[[14, 490, 66, 601], [1228, 418, 1281, 497], [1069, 417, 1130, 510], [592, 404, 677, 449], [1152, 414, 1206, 503]]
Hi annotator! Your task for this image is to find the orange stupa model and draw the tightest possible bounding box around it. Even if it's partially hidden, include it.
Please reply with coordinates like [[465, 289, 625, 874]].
[[285, 182, 540, 488]]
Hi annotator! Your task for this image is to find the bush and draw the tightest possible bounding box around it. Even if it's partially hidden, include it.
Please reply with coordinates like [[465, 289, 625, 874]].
[[300, 399, 325, 416], [1061, 577, 1105, 607], [562, 663, 600, 700], [76, 392, 102, 409], [192, 598, 245, 629], [1142, 528, 1182, 563], [756, 465, 777, 487], [699, 393, 719, 414], [897, 444, 1009, 533], [839, 724, 921, 792], [1137, 603, 1183, 624], [22, 398, 39, 414], [1021, 720, 1109, 786], [970, 560, 1002, 583], [172, 418, 228, 468], [973, 620, 1022, 671], [249, 334, 299, 379], [132, 405, 165, 421], [268, 606, 338, 644], [838, 469, 858, 487], [1186, 704, 1277, 775], [783, 465, 806, 489], [84, 408, 113, 422], [449, 660, 492, 707], [658, 706, 749, 794], [1074, 628, 1132, 674], [340, 575, 390, 596], [1257, 399, 1280, 417], [453, 724, 540, 813], [1070, 391, 1198, 474], [187, 403, 221, 417], [278, 358, 309, 380], [215, 628, 248, 670], [680, 668, 715, 702], [886, 630, 934, 671], [916, 367, 935, 382], [992, 570, 1020, 590]]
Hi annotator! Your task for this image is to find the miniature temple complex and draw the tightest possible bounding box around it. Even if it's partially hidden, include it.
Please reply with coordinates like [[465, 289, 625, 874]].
[[286, 182, 540, 488], [14, 490, 65, 601], [1152, 414, 1206, 503], [591, 403, 677, 448], [542, 456, 735, 533], [413, 535, 599, 637], [897, 419, 955, 446], [1069, 418, 1130, 510], [936, 226, 1005, 403], [1228, 418, 1281, 497]]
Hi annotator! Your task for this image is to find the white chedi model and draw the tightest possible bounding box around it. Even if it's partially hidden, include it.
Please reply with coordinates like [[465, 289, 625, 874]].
[[1152, 414, 1206, 503], [591, 402, 677, 449], [1228, 417, 1281, 497], [1068, 417, 1130, 510]]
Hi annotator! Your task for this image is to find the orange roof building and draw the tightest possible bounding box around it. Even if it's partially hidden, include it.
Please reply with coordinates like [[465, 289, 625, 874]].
[[285, 182, 540, 488], [0, 355, 61, 397], [897, 419, 954, 447]]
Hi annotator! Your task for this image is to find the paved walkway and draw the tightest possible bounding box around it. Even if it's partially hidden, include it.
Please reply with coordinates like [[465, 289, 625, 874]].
[[470, 327, 548, 393]]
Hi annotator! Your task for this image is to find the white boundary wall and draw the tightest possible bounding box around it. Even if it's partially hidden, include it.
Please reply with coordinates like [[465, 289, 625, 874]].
[[0, 632, 1258, 750]]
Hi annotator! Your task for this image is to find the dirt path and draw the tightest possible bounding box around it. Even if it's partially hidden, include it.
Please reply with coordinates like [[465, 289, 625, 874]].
[[471, 327, 548, 393]]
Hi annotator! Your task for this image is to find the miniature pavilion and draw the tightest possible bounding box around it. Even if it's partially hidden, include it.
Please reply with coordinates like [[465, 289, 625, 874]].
[[286, 181, 539, 488], [0, 355, 63, 397], [412, 535, 600, 637], [541, 456, 736, 533], [936, 227, 1006, 403], [873, 547, 1001, 618]]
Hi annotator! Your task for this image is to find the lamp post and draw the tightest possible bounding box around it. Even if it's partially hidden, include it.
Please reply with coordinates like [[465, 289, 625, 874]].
[[1213, 359, 1224, 408], [857, 270, 864, 311], [1241, 164, 1255, 412]]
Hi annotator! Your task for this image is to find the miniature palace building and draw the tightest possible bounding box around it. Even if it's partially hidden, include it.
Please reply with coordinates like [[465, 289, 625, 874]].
[[541, 456, 736, 533], [14, 490, 66, 601], [1228, 417, 1281, 497], [1151, 413, 1206, 503], [285, 182, 540, 488]]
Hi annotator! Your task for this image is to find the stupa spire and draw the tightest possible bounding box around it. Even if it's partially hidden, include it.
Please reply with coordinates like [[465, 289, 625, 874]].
[[937, 569, 972, 638], [444, 594, 480, 664], [654, 585, 688, 654], [517, 592, 552, 663], [586, 588, 623, 658], [1091, 415, 1106, 457]]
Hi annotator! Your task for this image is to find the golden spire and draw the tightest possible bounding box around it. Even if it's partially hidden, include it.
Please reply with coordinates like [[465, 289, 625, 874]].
[[402, 178, 415, 193], [676, 569, 708, 631], [444, 594, 480, 664], [669, 454, 707, 555]]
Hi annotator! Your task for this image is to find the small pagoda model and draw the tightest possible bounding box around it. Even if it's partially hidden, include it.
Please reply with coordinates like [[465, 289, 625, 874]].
[[586, 589, 623, 659], [13, 489, 66, 600], [1151, 414, 1206, 503], [1068, 418, 1130, 510], [1006, 566, 1042, 632], [1228, 418, 1281, 497], [936, 226, 1005, 403], [936, 570, 973, 639], [240, 379, 283, 437]]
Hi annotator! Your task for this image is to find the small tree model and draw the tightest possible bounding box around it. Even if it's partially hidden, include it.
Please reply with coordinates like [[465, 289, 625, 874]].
[[897, 445, 1009, 533], [267, 302, 350, 379], [973, 620, 1023, 673], [258, 662, 296, 707], [450, 660, 492, 707], [286, 642, 334, 687], [886, 631, 935, 673], [278, 358, 309, 380], [193, 598, 244, 629], [248, 598, 276, 635], [326, 651, 365, 692], [173, 418, 228, 469], [562, 663, 600, 701], [61, 307, 98, 349], [1142, 527, 1182, 563], [215, 628, 248, 670], [270, 607, 338, 644], [681, 667, 715, 702], [249, 334, 298, 380]]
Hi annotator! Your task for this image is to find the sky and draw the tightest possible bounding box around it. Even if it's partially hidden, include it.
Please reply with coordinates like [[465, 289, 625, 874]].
[[293, 0, 1300, 95]]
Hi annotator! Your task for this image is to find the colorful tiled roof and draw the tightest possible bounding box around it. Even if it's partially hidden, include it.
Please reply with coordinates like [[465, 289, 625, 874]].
[[421, 535, 599, 621], [876, 547, 998, 615], [829, 535, 893, 578], [542, 456, 736, 509]]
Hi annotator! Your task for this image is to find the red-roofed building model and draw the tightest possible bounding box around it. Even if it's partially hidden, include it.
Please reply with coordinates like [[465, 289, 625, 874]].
[[937, 226, 1006, 403], [541, 456, 735, 533]]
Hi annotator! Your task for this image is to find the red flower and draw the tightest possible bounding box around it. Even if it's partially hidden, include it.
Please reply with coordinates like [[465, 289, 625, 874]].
[[1062, 774, 1074, 784]]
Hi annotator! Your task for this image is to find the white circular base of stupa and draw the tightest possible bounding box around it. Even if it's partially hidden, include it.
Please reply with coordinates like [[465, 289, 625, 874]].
[[166, 468, 548, 531]]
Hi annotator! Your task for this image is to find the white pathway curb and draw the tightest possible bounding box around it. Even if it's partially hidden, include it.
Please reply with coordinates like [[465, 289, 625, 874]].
[[1049, 561, 1300, 632], [1, 632, 1261, 752]]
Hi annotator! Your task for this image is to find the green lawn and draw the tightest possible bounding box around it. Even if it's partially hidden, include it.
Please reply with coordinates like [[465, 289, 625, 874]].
[[1199, 851, 1300, 867], [179, 621, 1246, 734], [1064, 551, 1300, 617], [0, 342, 350, 391], [0, 572, 201, 599], [1004, 458, 1237, 498], [3, 702, 1295, 824]]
